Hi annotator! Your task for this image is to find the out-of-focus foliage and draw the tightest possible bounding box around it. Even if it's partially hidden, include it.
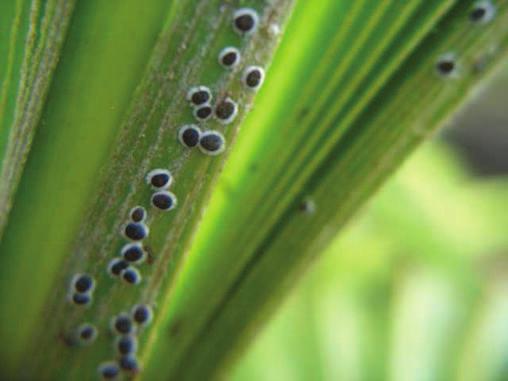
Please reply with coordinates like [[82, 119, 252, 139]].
[[231, 141, 508, 381]]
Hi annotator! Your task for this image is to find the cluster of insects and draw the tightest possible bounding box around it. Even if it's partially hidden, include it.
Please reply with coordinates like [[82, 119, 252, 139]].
[[436, 1, 496, 77], [103, 168, 177, 285], [68, 304, 153, 378], [146, 169, 178, 212], [68, 273, 95, 306], [66, 167, 176, 375], [95, 168, 177, 374], [64, 6, 267, 379], [96, 304, 153, 377], [178, 7, 265, 156]]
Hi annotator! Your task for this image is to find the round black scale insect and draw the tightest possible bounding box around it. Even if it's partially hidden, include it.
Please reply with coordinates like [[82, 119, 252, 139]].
[[242, 66, 265, 90], [98, 362, 120, 379], [111, 314, 134, 335], [187, 86, 212, 106], [199, 131, 226, 156], [146, 169, 172, 190], [131, 304, 153, 327], [121, 267, 142, 285], [233, 8, 259, 35], [151, 191, 177, 211], [116, 335, 138, 355], [214, 98, 238, 124], [193, 104, 213, 121], [178, 124, 201, 148], [76, 323, 98, 345], [470, 1, 496, 23], [71, 292, 92, 306], [123, 222, 149, 241], [436, 53, 457, 77], [129, 206, 146, 223], [107, 258, 129, 277], [218, 47, 241, 68], [119, 355, 140, 373], [121, 243, 146, 264], [71, 273, 95, 294]]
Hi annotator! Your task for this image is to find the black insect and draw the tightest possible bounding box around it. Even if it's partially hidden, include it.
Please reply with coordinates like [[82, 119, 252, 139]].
[[121, 267, 142, 285], [116, 335, 138, 355], [107, 258, 129, 277], [214, 98, 238, 124], [194, 104, 213, 121], [132, 304, 153, 327], [470, 1, 496, 23], [178, 124, 201, 148], [151, 191, 177, 211], [146, 169, 172, 190], [71, 292, 91, 306], [119, 355, 139, 372], [111, 313, 134, 335], [71, 273, 94, 294], [242, 66, 265, 90], [187, 86, 212, 106], [436, 53, 457, 77], [121, 243, 146, 264], [199, 131, 226, 156], [76, 323, 97, 345], [123, 222, 149, 241], [98, 362, 120, 379], [233, 8, 259, 35], [129, 206, 147, 223], [219, 47, 241, 68]]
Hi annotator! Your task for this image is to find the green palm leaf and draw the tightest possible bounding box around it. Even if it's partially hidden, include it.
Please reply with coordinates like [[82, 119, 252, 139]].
[[0, 0, 506, 379]]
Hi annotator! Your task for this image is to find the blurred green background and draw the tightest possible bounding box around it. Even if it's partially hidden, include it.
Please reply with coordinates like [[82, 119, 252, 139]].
[[230, 66, 508, 381]]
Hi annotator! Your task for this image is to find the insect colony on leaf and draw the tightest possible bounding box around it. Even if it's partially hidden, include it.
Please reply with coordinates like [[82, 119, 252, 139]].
[[178, 6, 265, 157], [60, 1, 500, 377], [62, 6, 268, 378]]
